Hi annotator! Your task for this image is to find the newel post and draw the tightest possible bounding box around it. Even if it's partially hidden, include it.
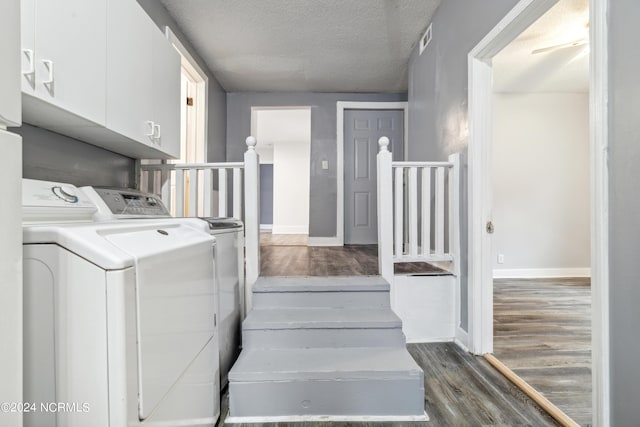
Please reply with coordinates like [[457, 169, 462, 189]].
[[377, 137, 394, 284], [244, 136, 260, 313], [448, 152, 461, 277]]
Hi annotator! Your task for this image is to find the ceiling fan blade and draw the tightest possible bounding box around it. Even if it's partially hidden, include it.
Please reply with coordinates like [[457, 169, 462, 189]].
[[531, 39, 588, 55]]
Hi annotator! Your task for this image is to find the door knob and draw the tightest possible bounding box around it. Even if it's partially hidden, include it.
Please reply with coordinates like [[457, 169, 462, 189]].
[[486, 221, 494, 234]]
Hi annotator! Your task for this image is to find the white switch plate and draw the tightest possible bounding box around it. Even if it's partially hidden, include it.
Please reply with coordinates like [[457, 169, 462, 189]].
[[497, 254, 505, 264], [321, 160, 329, 170]]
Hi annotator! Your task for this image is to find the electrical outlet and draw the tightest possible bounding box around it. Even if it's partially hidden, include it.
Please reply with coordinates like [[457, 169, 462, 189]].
[[321, 160, 329, 170], [497, 254, 505, 264]]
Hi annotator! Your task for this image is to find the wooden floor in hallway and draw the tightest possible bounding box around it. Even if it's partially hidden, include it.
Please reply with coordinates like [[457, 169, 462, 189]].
[[218, 342, 558, 426], [493, 278, 592, 426], [259, 233, 448, 276]]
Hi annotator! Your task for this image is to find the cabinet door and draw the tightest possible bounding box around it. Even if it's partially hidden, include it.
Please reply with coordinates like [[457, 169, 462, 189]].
[[0, 0, 21, 126], [20, 0, 35, 96], [34, 0, 106, 125], [106, 0, 154, 146], [152, 28, 181, 158]]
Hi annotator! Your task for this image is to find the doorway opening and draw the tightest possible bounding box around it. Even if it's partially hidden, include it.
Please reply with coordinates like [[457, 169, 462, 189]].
[[490, 1, 591, 423], [468, 0, 608, 425], [165, 28, 208, 216], [251, 107, 311, 248]]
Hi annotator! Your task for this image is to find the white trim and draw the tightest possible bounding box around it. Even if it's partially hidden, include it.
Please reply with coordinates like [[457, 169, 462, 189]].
[[454, 335, 470, 353], [307, 237, 341, 247], [468, 0, 609, 424], [165, 27, 209, 161], [590, 0, 610, 424], [336, 101, 409, 246], [270, 225, 308, 234], [259, 224, 273, 231], [493, 268, 591, 279], [226, 413, 429, 424], [467, 0, 559, 356]]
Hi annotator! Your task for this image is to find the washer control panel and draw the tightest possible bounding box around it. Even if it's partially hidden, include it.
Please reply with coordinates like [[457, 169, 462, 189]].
[[22, 179, 97, 224], [91, 188, 170, 217]]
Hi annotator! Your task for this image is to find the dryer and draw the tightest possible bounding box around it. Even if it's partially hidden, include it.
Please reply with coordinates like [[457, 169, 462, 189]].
[[81, 186, 245, 389], [22, 179, 220, 427]]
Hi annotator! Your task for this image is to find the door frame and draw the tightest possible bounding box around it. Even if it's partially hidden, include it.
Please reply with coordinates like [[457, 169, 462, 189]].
[[467, 0, 609, 425], [333, 101, 408, 247]]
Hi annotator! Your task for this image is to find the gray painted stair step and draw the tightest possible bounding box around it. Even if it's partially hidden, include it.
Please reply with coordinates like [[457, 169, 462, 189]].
[[228, 347, 425, 417], [242, 307, 405, 348], [253, 275, 390, 292], [243, 307, 401, 330], [252, 276, 390, 309]]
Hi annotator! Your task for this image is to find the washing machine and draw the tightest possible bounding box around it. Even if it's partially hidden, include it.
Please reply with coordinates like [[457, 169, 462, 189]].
[[22, 179, 220, 427], [80, 186, 245, 388]]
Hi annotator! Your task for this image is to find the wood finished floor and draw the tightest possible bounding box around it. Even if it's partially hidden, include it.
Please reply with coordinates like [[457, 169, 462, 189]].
[[259, 235, 448, 276], [217, 342, 558, 426], [493, 278, 592, 426]]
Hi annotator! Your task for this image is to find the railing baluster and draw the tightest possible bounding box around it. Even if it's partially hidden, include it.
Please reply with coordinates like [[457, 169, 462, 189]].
[[408, 167, 418, 258], [218, 168, 227, 217], [394, 166, 404, 258], [188, 169, 198, 217], [233, 168, 242, 219], [174, 169, 185, 217], [161, 168, 171, 212], [421, 167, 432, 257], [435, 166, 445, 255], [203, 168, 213, 217]]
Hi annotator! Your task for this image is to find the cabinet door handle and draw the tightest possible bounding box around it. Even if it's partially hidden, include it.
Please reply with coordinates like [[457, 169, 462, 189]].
[[145, 121, 155, 137], [22, 49, 35, 79], [153, 124, 161, 142], [41, 59, 54, 85]]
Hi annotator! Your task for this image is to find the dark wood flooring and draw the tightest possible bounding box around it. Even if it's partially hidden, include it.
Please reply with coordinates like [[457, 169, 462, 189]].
[[493, 278, 592, 426], [217, 342, 558, 426], [260, 240, 447, 276]]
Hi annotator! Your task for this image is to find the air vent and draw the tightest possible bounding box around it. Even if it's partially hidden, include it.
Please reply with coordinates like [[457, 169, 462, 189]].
[[419, 23, 433, 55]]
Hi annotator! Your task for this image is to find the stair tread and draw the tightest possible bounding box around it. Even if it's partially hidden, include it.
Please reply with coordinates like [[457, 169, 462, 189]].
[[253, 276, 389, 292], [243, 307, 402, 330], [229, 347, 422, 382]]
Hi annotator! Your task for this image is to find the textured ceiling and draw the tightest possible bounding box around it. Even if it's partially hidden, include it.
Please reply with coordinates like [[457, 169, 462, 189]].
[[159, 0, 440, 92], [493, 0, 589, 93]]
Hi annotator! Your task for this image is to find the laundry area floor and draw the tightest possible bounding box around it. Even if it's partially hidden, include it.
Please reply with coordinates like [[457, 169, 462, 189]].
[[218, 342, 558, 426], [493, 278, 592, 426]]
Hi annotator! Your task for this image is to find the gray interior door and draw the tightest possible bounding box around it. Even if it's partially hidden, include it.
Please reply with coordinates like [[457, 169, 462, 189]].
[[344, 109, 404, 244]]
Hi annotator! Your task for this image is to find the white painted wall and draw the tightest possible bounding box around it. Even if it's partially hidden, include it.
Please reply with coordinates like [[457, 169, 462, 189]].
[[492, 93, 590, 278], [255, 109, 311, 234]]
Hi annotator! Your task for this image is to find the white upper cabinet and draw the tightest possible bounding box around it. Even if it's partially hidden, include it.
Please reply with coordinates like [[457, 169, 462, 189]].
[[21, 0, 107, 126], [0, 0, 21, 127], [18, 0, 182, 159], [151, 28, 181, 158], [106, 0, 181, 158], [106, 0, 154, 147]]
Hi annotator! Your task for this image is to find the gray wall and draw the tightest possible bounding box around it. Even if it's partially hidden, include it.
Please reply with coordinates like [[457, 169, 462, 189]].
[[16, 124, 135, 187], [226, 92, 407, 238], [260, 164, 274, 225], [406, 0, 519, 330], [609, 0, 640, 424], [138, 0, 227, 162]]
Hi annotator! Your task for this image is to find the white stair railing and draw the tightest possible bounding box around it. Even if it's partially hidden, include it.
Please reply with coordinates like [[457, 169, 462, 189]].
[[377, 136, 461, 282], [140, 136, 261, 310]]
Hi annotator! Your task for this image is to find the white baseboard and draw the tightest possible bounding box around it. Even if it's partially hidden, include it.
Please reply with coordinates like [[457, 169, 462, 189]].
[[307, 237, 341, 247], [454, 327, 469, 352], [271, 225, 309, 234], [493, 267, 591, 279], [260, 224, 273, 231]]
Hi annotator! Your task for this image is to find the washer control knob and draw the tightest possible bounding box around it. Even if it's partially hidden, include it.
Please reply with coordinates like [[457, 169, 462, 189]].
[[52, 186, 79, 203]]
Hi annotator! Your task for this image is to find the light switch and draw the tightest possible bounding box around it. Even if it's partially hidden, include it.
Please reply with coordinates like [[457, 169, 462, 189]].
[[321, 160, 329, 170]]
